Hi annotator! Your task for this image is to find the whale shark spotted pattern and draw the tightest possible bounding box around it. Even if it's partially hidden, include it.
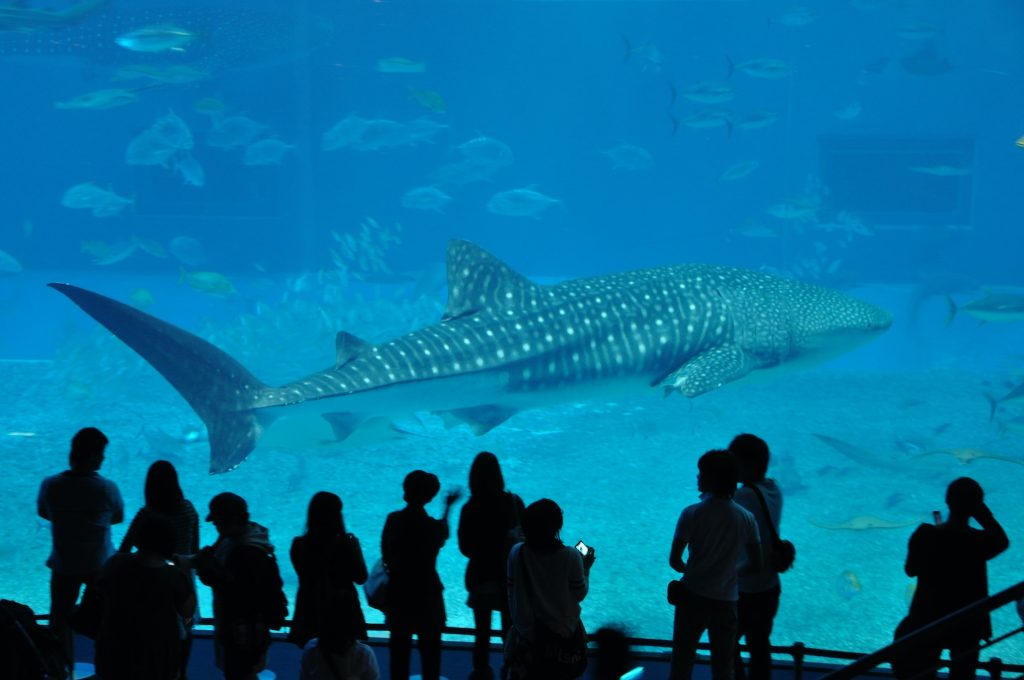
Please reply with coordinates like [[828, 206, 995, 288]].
[[50, 240, 891, 473]]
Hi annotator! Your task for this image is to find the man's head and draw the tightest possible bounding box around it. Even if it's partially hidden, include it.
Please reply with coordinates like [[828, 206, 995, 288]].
[[946, 477, 984, 517], [728, 433, 770, 484], [69, 427, 108, 473], [697, 449, 738, 498], [402, 469, 440, 507], [206, 492, 249, 536]]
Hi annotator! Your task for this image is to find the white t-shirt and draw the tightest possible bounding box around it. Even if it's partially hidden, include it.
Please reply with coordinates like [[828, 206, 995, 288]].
[[734, 480, 783, 594], [300, 639, 380, 680], [674, 495, 760, 602]]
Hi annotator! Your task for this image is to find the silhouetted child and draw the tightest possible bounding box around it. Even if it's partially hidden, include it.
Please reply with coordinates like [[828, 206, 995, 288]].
[[299, 593, 380, 679]]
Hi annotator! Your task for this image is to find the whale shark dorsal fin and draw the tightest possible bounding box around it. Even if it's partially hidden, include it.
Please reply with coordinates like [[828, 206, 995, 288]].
[[443, 240, 545, 320], [336, 331, 370, 367]]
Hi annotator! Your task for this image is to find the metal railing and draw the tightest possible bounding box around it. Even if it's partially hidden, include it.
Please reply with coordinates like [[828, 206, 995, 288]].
[[821, 580, 1024, 680]]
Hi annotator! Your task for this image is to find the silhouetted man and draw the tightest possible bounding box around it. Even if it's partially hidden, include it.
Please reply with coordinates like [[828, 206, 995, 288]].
[[669, 449, 761, 680], [901, 477, 1008, 680], [37, 426, 124, 675]]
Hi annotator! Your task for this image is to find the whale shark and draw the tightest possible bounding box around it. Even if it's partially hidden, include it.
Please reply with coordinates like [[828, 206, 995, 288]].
[[50, 240, 891, 473]]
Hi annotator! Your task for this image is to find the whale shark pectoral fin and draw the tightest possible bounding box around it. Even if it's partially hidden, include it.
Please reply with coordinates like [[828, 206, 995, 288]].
[[656, 344, 753, 398], [442, 404, 518, 435], [322, 412, 365, 441], [335, 331, 371, 367]]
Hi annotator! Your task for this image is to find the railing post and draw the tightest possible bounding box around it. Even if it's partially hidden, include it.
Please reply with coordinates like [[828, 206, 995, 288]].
[[792, 641, 806, 680], [989, 656, 1002, 680]]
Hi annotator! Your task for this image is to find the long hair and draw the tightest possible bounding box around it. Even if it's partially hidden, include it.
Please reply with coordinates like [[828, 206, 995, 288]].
[[305, 491, 345, 540], [522, 498, 563, 549], [468, 451, 505, 499], [145, 460, 184, 514]]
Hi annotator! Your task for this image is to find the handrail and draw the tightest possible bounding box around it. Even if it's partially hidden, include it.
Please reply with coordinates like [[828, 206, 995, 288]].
[[821, 579, 1024, 680]]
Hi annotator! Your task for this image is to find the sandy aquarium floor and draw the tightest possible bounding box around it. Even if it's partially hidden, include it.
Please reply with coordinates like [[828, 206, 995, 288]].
[[3, 356, 1023, 662]]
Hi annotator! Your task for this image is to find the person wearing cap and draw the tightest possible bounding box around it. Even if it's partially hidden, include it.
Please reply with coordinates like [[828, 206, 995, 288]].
[[191, 492, 288, 680], [381, 469, 462, 680], [37, 426, 124, 676]]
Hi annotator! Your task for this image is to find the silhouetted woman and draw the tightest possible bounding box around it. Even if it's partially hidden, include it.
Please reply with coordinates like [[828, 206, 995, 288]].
[[289, 491, 369, 648], [458, 451, 526, 680], [119, 459, 199, 677], [505, 499, 595, 680], [382, 469, 461, 680]]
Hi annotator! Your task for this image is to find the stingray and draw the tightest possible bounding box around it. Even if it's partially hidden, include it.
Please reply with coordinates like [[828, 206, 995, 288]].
[[917, 448, 1024, 466], [901, 41, 953, 76], [810, 515, 921, 531]]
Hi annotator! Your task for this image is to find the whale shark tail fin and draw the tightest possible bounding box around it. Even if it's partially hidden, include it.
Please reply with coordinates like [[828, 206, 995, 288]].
[[49, 283, 272, 474]]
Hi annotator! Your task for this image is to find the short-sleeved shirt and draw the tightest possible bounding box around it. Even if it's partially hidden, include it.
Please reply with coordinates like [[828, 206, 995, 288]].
[[674, 495, 760, 602], [734, 480, 783, 593], [38, 470, 124, 575]]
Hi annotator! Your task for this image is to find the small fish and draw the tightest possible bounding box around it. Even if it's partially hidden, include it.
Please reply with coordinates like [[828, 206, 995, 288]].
[[86, 239, 138, 266], [376, 57, 425, 73], [680, 110, 733, 134], [244, 138, 295, 166], [207, 116, 267, 150], [947, 292, 1024, 324], [735, 110, 778, 130], [169, 236, 208, 267], [833, 102, 862, 120], [622, 36, 663, 72], [837, 570, 862, 599], [407, 87, 446, 113], [910, 164, 972, 177], [1016, 135, 1024, 149], [401, 186, 452, 213], [717, 160, 759, 182], [771, 6, 816, 27], [457, 136, 514, 167], [0, 248, 23, 273], [179, 268, 236, 296], [811, 515, 920, 530], [174, 153, 205, 187], [55, 88, 139, 110], [681, 81, 734, 104], [727, 57, 791, 79], [486, 187, 560, 219], [61, 182, 133, 218], [115, 25, 197, 53], [129, 288, 155, 308], [193, 97, 229, 117], [730, 221, 777, 239], [767, 197, 819, 221], [601, 143, 653, 171]]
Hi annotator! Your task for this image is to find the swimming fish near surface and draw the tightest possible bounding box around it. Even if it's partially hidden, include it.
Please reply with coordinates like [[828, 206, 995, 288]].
[[945, 292, 1024, 324], [49, 240, 890, 473]]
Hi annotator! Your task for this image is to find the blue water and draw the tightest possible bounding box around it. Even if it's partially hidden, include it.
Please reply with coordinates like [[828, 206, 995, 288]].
[[2, 0, 1024, 665]]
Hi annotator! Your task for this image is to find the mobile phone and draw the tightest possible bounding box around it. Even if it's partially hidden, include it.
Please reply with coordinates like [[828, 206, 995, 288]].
[[932, 510, 942, 525], [575, 540, 590, 556]]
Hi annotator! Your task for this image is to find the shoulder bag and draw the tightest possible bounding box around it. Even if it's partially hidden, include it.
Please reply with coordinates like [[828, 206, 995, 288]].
[[749, 483, 796, 573]]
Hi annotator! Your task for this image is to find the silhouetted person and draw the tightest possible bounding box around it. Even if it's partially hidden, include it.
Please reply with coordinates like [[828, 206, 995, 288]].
[[191, 492, 288, 680], [669, 449, 761, 680], [119, 459, 200, 678], [505, 498, 594, 680], [381, 470, 461, 680], [458, 451, 526, 680], [592, 625, 634, 680], [94, 514, 195, 680], [299, 592, 381, 680], [37, 426, 124, 676], [729, 434, 783, 680], [899, 477, 1008, 680], [289, 491, 369, 648]]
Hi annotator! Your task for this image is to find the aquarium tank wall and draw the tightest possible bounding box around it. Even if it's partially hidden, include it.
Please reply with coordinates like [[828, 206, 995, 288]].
[[2, 0, 1023, 662]]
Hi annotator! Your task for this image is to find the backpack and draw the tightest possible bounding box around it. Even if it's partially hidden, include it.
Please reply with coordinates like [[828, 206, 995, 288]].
[[0, 599, 69, 680]]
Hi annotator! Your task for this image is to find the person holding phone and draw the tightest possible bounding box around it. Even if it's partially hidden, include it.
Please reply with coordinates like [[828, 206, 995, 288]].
[[505, 499, 595, 679], [898, 477, 1009, 680]]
